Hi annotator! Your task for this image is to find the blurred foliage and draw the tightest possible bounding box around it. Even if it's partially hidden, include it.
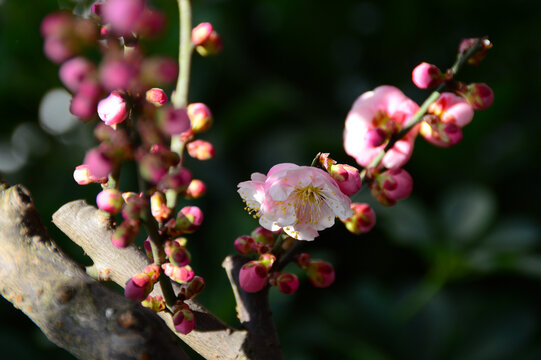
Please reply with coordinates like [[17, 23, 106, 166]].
[[1, 0, 541, 359]]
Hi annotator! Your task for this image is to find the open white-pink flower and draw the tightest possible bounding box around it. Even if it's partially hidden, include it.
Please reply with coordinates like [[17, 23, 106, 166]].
[[344, 85, 420, 169], [238, 163, 353, 241]]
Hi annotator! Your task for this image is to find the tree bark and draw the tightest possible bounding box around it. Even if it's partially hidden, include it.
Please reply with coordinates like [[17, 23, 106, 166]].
[[53, 200, 249, 360], [0, 184, 190, 360]]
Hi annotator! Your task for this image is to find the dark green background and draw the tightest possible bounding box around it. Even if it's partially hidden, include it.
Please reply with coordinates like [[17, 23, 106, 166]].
[[1, 0, 540, 359]]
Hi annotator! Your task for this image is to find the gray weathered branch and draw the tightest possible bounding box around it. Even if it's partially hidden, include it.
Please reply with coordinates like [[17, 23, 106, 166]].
[[222, 255, 283, 360], [53, 200, 249, 360], [0, 184, 190, 360]]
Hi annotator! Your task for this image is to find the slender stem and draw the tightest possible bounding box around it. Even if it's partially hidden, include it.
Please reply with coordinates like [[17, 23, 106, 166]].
[[172, 0, 193, 109]]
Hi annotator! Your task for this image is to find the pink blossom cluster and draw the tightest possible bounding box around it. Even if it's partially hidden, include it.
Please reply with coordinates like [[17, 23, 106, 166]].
[[42, 2, 223, 336]]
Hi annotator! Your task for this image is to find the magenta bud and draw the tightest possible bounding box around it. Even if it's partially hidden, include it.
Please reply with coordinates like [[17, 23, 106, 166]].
[[135, 9, 166, 37], [412, 62, 443, 89], [341, 203, 376, 235], [239, 261, 268, 293], [296, 253, 311, 269], [158, 106, 191, 135], [259, 253, 276, 270], [99, 58, 138, 92], [73, 164, 107, 185], [175, 206, 204, 234], [306, 260, 335, 288], [187, 140, 215, 161], [162, 263, 195, 284], [59, 57, 96, 93], [179, 276, 205, 300], [145, 88, 168, 106], [464, 83, 494, 110], [251, 227, 275, 246], [140, 56, 178, 86], [187, 102, 213, 133], [172, 303, 196, 335], [111, 220, 140, 248], [121, 193, 148, 221], [70, 81, 102, 120], [141, 295, 166, 313], [143, 264, 161, 283], [184, 179, 207, 199], [276, 273, 299, 294], [43, 36, 74, 64], [97, 91, 128, 126], [458, 37, 492, 66], [370, 168, 413, 206], [91, 2, 104, 16], [164, 239, 191, 267], [125, 273, 153, 302], [83, 148, 113, 179], [157, 168, 192, 193], [96, 188, 123, 214], [328, 164, 362, 196], [234, 235, 255, 255], [41, 11, 73, 38], [102, 0, 145, 35], [192, 22, 222, 57]]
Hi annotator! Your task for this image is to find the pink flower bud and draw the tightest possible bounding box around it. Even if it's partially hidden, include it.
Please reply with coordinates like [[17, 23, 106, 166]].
[[157, 168, 192, 193], [420, 117, 463, 147], [428, 92, 474, 127], [150, 191, 171, 222], [191, 22, 213, 46], [59, 57, 96, 93], [306, 260, 335, 288], [97, 91, 128, 126], [158, 106, 191, 135], [251, 227, 275, 246], [328, 164, 362, 196], [70, 80, 103, 120], [83, 148, 113, 179], [141, 295, 166, 312], [143, 264, 161, 283], [103, 0, 146, 35], [412, 62, 443, 89], [186, 140, 215, 160], [172, 303, 196, 335], [139, 149, 179, 184], [99, 58, 138, 92], [296, 253, 311, 269], [458, 37, 492, 66], [175, 206, 204, 234], [164, 239, 191, 267], [234, 235, 255, 255], [239, 261, 268, 293], [91, 2, 104, 17], [135, 9, 166, 37], [369, 168, 413, 206], [341, 203, 376, 235], [179, 276, 205, 300], [125, 273, 153, 301], [187, 102, 213, 133], [463, 83, 494, 110], [43, 36, 74, 64], [41, 11, 73, 38], [121, 194, 148, 221], [140, 56, 178, 86], [318, 153, 336, 171], [74, 165, 107, 185], [275, 273, 299, 294], [184, 179, 207, 199], [192, 23, 222, 57], [96, 188, 123, 214], [162, 263, 195, 284], [145, 88, 168, 106], [111, 220, 140, 248], [259, 253, 276, 270]]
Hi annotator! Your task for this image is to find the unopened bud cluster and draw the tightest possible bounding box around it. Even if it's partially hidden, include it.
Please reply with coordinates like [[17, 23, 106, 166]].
[[41, 1, 224, 336]]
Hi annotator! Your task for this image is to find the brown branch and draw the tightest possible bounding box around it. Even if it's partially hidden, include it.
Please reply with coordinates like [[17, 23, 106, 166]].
[[53, 200, 249, 360], [0, 184, 190, 360], [222, 255, 283, 360]]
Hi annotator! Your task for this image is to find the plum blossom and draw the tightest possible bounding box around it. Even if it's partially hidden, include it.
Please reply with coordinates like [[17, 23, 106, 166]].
[[238, 163, 353, 241], [344, 85, 420, 169]]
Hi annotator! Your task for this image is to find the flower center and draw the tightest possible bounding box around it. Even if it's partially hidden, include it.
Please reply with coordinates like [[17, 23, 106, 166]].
[[293, 185, 324, 225]]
